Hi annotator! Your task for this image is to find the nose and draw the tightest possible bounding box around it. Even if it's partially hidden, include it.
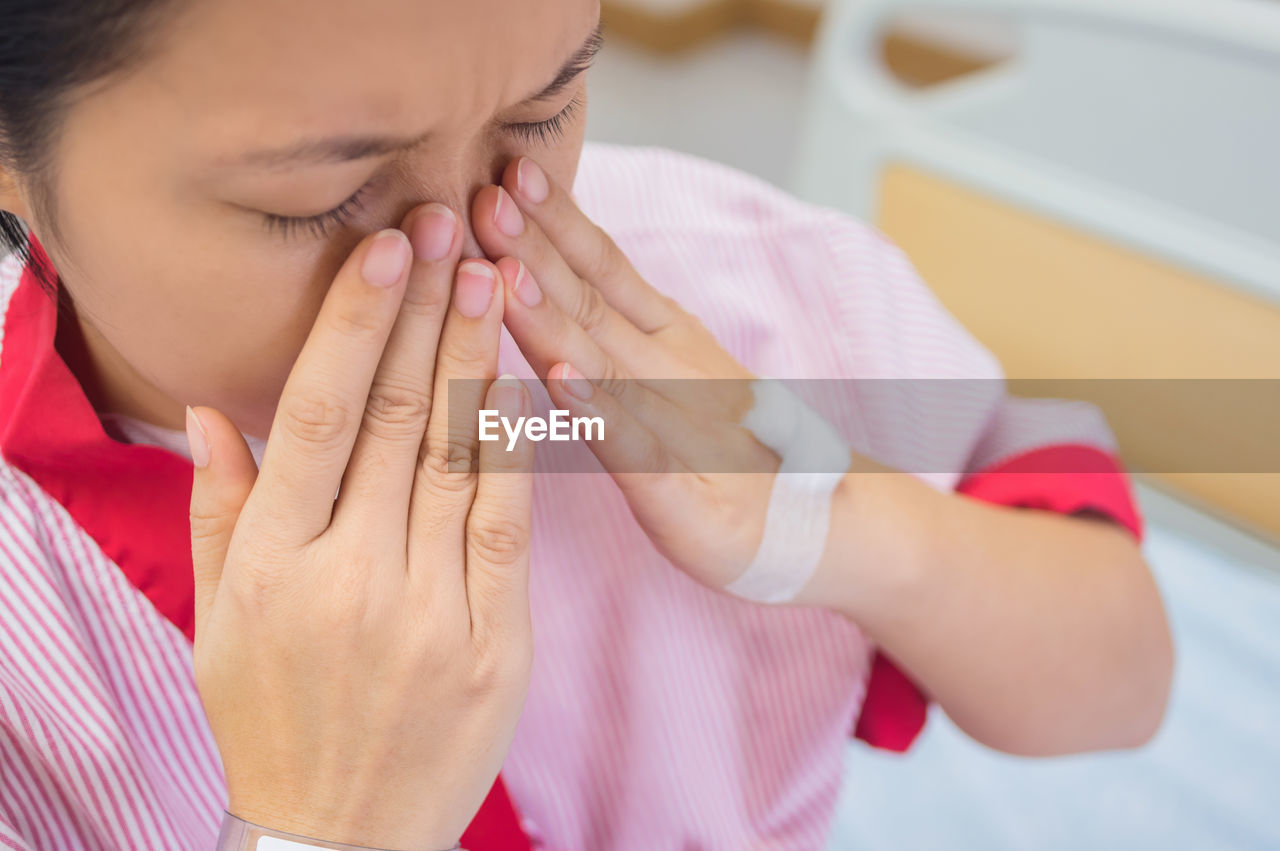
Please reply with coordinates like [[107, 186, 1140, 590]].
[[458, 225, 486, 261], [425, 192, 485, 261], [399, 154, 506, 263]]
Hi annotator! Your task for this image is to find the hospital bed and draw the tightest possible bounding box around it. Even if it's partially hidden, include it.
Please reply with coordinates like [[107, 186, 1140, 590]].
[[828, 482, 1280, 849], [790, 0, 1280, 540], [786, 0, 1280, 846]]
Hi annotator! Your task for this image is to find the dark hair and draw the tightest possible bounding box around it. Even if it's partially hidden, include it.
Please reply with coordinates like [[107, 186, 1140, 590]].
[[0, 0, 172, 298]]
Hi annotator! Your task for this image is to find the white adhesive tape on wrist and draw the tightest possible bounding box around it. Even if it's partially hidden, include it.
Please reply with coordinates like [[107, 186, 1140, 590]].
[[724, 379, 850, 604]]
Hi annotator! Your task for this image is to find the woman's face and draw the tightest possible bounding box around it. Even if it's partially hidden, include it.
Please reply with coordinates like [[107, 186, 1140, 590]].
[[10, 0, 600, 438]]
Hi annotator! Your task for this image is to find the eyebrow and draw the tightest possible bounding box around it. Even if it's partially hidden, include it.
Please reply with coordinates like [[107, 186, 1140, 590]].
[[227, 21, 605, 170]]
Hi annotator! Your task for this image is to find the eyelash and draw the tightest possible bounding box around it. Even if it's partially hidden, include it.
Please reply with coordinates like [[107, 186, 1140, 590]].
[[262, 184, 369, 241], [262, 92, 584, 240], [508, 92, 584, 146]]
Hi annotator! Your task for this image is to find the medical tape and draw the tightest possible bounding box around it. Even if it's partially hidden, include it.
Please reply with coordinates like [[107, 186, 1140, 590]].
[[723, 378, 850, 604]]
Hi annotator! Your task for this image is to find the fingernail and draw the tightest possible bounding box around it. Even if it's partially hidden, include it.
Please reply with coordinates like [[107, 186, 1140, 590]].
[[362, 230, 410, 287], [492, 373, 526, 420], [455, 261, 496, 317], [185, 405, 211, 468], [558, 363, 593, 401], [493, 186, 524, 237], [410, 204, 456, 262], [511, 261, 542, 307], [517, 157, 549, 204]]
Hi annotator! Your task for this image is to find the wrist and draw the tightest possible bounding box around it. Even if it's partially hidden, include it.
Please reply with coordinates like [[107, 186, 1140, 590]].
[[794, 459, 940, 623]]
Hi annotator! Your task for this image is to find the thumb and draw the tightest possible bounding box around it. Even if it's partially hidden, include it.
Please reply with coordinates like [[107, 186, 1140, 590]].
[[186, 404, 258, 637]]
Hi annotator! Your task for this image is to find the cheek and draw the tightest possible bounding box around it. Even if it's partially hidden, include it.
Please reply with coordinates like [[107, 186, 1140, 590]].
[[538, 134, 586, 203], [167, 246, 335, 418], [53, 218, 333, 435]]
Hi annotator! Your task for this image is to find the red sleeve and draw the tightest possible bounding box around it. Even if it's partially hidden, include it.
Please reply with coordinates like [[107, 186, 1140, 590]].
[[851, 443, 1144, 752]]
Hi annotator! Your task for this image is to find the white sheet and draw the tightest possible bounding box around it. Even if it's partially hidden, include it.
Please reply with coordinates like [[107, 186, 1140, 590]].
[[827, 483, 1280, 850]]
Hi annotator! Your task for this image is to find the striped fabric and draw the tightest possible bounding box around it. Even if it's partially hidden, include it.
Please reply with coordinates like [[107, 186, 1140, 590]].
[[0, 141, 1139, 850], [0, 455, 224, 848]]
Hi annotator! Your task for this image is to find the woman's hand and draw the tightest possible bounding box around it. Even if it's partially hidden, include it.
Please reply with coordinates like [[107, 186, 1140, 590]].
[[471, 157, 810, 597], [185, 203, 534, 849], [471, 158, 1174, 759]]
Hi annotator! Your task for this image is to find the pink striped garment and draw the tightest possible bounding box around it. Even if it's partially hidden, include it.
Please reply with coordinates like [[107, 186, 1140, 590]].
[[0, 141, 1133, 850]]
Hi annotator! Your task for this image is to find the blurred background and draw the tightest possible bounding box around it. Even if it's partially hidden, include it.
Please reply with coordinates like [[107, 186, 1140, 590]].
[[587, 1, 1280, 848], [588, 0, 1015, 187]]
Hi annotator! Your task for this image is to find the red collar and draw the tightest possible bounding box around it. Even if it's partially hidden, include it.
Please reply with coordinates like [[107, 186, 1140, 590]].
[[0, 236, 198, 633], [0, 235, 532, 850]]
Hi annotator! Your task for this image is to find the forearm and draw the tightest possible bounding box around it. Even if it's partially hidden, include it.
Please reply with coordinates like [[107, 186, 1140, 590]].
[[803, 463, 1174, 756]]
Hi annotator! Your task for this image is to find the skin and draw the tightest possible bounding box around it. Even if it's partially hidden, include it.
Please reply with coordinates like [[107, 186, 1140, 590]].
[[469, 161, 1174, 755], [1, 0, 593, 843], [0, 0, 1173, 841], [4, 0, 596, 440]]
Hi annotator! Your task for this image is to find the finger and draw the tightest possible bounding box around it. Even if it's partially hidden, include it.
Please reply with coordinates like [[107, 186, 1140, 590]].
[[509, 157, 681, 334], [465, 375, 535, 642], [186, 405, 260, 639], [505, 261, 767, 472], [409, 258, 505, 598], [471, 181, 648, 355], [496, 255, 624, 383], [331, 203, 459, 541], [473, 173, 676, 341], [250, 228, 412, 548], [494, 244, 674, 379], [496, 255, 679, 436], [545, 361, 697, 534]]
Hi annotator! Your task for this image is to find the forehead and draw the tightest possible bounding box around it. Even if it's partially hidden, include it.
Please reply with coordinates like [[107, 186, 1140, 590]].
[[127, 0, 598, 146]]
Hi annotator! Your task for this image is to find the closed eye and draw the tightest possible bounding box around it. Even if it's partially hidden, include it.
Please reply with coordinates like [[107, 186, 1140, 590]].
[[260, 182, 370, 241], [259, 89, 585, 241], [506, 92, 584, 146]]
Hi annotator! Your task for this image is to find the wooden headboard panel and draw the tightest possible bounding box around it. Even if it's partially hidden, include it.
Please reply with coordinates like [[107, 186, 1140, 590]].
[[877, 164, 1280, 543]]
